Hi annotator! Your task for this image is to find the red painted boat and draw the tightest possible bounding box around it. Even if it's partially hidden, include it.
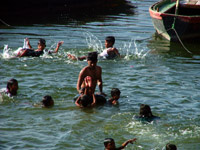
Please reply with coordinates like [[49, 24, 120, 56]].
[[149, 0, 200, 41]]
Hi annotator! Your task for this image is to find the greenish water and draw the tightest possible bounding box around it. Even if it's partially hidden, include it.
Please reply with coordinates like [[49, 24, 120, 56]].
[[0, 0, 200, 150]]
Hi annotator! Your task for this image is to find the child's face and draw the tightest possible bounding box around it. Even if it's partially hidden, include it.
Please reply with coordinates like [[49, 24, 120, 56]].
[[113, 95, 120, 100], [105, 40, 113, 48], [106, 141, 116, 150], [38, 43, 46, 50], [87, 60, 97, 69], [10, 82, 18, 92]]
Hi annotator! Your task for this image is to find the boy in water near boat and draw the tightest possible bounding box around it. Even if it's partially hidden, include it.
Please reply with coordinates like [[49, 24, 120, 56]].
[[75, 52, 106, 107], [67, 36, 120, 60], [108, 88, 121, 105], [104, 138, 137, 150], [16, 38, 63, 57]]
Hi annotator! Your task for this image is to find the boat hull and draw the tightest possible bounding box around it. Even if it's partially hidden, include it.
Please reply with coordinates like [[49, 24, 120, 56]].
[[149, 0, 200, 41]]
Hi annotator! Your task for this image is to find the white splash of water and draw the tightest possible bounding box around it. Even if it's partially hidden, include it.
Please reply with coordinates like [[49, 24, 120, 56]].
[[122, 39, 150, 60], [83, 31, 103, 53], [2, 45, 12, 58]]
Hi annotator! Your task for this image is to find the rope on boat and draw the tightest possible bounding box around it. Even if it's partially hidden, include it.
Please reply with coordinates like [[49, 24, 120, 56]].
[[171, 15, 192, 54], [0, 19, 10, 27], [171, 28, 192, 54]]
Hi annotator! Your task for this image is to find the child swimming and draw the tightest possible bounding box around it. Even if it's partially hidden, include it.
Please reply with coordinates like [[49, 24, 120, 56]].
[[16, 38, 63, 57], [108, 88, 121, 105], [0, 78, 18, 97], [135, 104, 160, 122], [41, 95, 54, 108], [67, 36, 120, 60], [104, 138, 137, 150]]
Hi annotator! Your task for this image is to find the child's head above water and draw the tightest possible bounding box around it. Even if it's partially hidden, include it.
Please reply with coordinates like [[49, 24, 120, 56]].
[[139, 104, 153, 118], [87, 51, 98, 62], [111, 88, 121, 99], [166, 143, 177, 150], [105, 36, 115, 45], [41, 95, 54, 108], [7, 78, 18, 96], [38, 38, 46, 46], [37, 38, 46, 50], [104, 138, 116, 149]]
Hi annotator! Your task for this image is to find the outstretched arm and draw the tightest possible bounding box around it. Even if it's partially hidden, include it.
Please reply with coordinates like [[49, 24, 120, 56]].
[[52, 41, 64, 53], [117, 138, 137, 149]]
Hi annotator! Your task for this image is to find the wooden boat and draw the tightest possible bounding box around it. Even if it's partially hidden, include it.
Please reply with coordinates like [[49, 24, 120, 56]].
[[149, 0, 200, 41]]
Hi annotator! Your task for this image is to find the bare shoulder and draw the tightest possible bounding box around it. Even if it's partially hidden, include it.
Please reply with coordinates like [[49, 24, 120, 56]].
[[79, 66, 89, 74]]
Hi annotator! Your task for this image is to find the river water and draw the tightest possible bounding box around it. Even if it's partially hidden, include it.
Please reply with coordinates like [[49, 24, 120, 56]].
[[0, 0, 200, 150]]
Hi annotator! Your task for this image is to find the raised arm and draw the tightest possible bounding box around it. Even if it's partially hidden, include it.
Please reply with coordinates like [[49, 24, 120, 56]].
[[118, 138, 137, 149], [52, 41, 64, 53]]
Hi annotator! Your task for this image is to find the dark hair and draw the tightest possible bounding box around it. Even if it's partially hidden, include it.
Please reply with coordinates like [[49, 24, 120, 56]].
[[7, 78, 18, 91], [80, 95, 92, 107], [42, 95, 54, 108], [105, 36, 115, 45], [38, 38, 46, 46], [111, 88, 121, 97], [87, 51, 98, 62], [166, 143, 177, 150], [139, 104, 153, 117], [104, 138, 114, 147]]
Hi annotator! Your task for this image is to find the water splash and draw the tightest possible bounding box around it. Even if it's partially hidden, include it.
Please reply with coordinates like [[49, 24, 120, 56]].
[[83, 31, 103, 53], [122, 39, 150, 60], [2, 45, 13, 58]]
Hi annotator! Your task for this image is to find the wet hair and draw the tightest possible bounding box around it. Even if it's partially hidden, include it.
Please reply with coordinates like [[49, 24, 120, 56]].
[[80, 95, 92, 107], [139, 104, 154, 118], [87, 51, 98, 62], [42, 95, 54, 108], [105, 36, 115, 45], [111, 88, 121, 97], [104, 138, 114, 147], [7, 78, 18, 92], [166, 143, 177, 150], [38, 38, 46, 47]]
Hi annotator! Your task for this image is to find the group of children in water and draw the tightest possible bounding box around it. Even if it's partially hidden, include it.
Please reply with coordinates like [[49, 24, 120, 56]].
[[0, 36, 177, 150]]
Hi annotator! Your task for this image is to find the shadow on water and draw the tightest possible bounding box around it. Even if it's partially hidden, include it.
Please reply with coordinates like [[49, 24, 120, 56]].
[[0, 0, 135, 26], [148, 33, 200, 57]]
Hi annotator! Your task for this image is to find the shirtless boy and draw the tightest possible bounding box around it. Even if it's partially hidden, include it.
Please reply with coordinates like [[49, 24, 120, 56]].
[[75, 52, 106, 107], [68, 36, 120, 60]]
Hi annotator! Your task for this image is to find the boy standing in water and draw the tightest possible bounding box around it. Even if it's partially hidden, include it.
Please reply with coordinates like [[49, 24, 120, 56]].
[[68, 36, 120, 60], [104, 138, 137, 150], [76, 52, 106, 107], [16, 38, 63, 57]]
